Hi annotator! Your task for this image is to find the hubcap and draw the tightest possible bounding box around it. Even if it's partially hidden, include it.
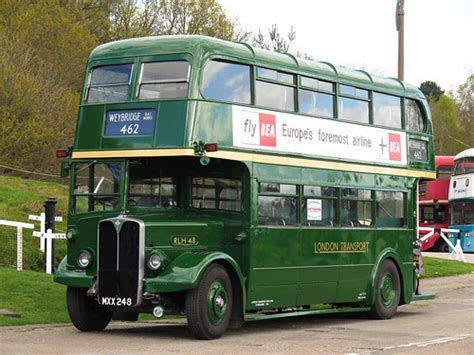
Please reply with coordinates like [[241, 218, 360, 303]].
[[380, 272, 396, 308], [207, 280, 228, 325]]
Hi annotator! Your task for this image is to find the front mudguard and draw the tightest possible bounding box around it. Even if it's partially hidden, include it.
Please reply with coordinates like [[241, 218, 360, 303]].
[[144, 251, 246, 294], [54, 256, 93, 288]]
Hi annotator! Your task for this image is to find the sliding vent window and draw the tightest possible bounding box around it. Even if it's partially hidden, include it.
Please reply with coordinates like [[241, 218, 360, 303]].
[[139, 61, 190, 99], [86, 64, 132, 103], [201, 60, 251, 104], [256, 67, 295, 111], [338, 85, 369, 124]]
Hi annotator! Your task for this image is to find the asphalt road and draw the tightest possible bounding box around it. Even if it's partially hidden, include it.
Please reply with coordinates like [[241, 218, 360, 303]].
[[1, 274, 473, 354]]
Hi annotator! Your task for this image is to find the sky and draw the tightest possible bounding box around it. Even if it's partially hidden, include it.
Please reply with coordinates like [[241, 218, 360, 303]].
[[219, 0, 473, 92]]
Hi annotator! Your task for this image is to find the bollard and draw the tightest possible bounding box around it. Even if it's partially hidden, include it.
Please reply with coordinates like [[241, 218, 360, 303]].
[[44, 197, 57, 273]]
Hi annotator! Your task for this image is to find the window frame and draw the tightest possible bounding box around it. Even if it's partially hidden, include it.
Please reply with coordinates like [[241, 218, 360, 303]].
[[255, 66, 297, 112], [85, 63, 134, 104], [200, 59, 252, 105], [136, 60, 191, 100]]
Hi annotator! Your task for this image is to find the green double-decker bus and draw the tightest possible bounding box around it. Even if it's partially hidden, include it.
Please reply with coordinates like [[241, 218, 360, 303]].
[[55, 35, 435, 339]]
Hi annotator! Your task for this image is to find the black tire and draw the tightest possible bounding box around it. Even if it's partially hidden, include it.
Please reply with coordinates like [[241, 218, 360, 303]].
[[186, 264, 233, 340], [369, 259, 401, 319], [435, 239, 449, 253], [67, 286, 112, 331]]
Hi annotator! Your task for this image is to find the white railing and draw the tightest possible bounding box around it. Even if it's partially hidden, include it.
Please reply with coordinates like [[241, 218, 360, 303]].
[[29, 213, 65, 274], [419, 227, 466, 262], [0, 219, 34, 271]]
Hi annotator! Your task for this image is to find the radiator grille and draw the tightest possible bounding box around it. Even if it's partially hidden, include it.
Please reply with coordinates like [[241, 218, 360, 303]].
[[97, 219, 143, 306]]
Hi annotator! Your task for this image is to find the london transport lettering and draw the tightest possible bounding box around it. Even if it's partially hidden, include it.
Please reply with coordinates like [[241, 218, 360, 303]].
[[104, 109, 157, 137], [314, 241, 370, 254], [232, 106, 407, 166]]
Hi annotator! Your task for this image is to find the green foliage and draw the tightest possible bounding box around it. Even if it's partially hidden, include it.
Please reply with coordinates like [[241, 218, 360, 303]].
[[431, 94, 464, 155], [109, 0, 239, 41], [421, 256, 474, 278], [456, 74, 474, 148], [0, 267, 68, 326], [419, 80, 444, 102]]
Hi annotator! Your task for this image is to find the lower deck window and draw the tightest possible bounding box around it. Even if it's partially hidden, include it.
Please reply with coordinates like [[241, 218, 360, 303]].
[[258, 196, 297, 226], [376, 191, 405, 227], [192, 177, 242, 211]]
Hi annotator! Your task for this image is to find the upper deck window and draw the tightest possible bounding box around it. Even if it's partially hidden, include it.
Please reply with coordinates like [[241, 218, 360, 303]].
[[256, 67, 295, 111], [299, 76, 335, 118], [338, 85, 369, 124], [138, 61, 189, 100], [201, 60, 251, 104], [86, 64, 132, 103], [373, 92, 402, 129], [405, 99, 425, 132], [454, 157, 474, 175]]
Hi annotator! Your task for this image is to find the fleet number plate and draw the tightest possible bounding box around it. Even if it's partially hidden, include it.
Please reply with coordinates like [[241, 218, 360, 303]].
[[100, 297, 133, 306], [104, 109, 157, 137]]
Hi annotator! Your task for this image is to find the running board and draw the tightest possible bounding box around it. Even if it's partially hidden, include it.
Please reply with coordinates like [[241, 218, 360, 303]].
[[412, 293, 435, 301], [245, 306, 370, 322]]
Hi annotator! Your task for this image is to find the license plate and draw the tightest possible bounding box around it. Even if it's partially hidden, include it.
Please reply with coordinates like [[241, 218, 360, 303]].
[[100, 296, 133, 306], [104, 109, 156, 137]]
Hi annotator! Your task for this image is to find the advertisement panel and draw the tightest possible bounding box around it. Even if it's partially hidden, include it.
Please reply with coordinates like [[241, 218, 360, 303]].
[[232, 106, 407, 166]]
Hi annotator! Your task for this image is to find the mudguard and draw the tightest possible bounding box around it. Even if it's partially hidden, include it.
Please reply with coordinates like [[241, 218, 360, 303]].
[[144, 251, 246, 294], [366, 248, 413, 305], [54, 256, 92, 288]]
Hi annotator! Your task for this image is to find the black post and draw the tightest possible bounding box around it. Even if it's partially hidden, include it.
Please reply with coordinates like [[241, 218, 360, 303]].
[[44, 197, 57, 272]]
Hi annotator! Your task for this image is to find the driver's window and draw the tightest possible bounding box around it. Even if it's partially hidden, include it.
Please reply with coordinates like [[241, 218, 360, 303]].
[[72, 162, 122, 214]]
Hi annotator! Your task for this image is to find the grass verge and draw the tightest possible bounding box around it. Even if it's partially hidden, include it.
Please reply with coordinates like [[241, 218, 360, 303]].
[[0, 267, 68, 326], [422, 256, 474, 278]]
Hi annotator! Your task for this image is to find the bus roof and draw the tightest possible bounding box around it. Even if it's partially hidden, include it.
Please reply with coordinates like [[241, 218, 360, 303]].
[[89, 35, 424, 99], [435, 156, 455, 168], [454, 148, 474, 161]]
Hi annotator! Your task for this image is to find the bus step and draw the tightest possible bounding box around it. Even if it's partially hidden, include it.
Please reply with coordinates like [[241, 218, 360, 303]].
[[412, 293, 435, 301]]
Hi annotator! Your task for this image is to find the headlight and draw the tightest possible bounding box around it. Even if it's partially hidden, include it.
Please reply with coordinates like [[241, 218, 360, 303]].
[[148, 253, 162, 270], [66, 230, 76, 240], [77, 250, 92, 268]]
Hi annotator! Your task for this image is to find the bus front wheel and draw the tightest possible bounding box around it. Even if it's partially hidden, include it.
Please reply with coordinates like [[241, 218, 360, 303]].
[[369, 259, 401, 319], [66, 286, 112, 331], [186, 264, 233, 339]]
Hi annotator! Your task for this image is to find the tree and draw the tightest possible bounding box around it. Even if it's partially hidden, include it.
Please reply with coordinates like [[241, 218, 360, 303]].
[[430, 95, 463, 155], [252, 24, 296, 53], [456, 74, 474, 148], [419, 81, 444, 103], [108, 0, 238, 41]]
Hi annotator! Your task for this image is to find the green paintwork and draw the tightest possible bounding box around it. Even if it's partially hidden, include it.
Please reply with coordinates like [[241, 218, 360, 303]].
[[57, 35, 436, 323], [144, 251, 246, 294], [380, 272, 396, 308]]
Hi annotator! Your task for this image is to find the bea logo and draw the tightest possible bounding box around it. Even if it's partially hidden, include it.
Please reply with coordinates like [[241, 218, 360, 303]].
[[259, 113, 276, 147], [388, 133, 401, 161]]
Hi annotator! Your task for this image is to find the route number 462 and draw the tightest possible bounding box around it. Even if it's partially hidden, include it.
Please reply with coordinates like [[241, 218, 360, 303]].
[[120, 123, 139, 135]]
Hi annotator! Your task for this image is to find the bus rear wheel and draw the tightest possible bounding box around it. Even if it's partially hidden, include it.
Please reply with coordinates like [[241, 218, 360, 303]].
[[369, 259, 400, 319], [186, 264, 233, 340], [66, 286, 112, 331]]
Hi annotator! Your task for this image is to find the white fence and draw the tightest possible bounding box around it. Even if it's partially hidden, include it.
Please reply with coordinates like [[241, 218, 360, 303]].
[[0, 219, 34, 271], [0, 215, 65, 274], [419, 227, 466, 262]]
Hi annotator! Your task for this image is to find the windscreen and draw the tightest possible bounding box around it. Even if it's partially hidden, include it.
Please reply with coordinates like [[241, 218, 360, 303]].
[[72, 161, 122, 214]]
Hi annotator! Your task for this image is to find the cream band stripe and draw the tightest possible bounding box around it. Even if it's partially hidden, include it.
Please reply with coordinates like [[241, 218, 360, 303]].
[[71, 149, 436, 179]]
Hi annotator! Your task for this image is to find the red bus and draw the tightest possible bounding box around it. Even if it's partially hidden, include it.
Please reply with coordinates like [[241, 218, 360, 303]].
[[418, 156, 454, 252]]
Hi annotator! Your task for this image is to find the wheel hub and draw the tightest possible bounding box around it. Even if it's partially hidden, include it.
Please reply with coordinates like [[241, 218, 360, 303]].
[[207, 280, 228, 325], [380, 273, 395, 308]]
